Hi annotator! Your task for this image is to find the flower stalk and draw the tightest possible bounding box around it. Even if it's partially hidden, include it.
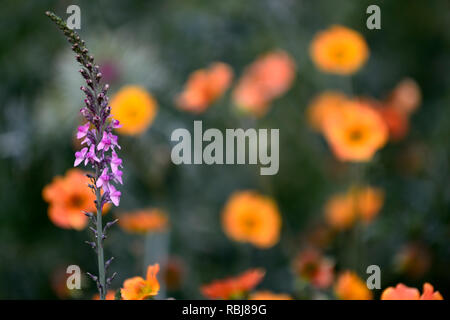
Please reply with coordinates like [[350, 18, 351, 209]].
[[46, 11, 123, 300]]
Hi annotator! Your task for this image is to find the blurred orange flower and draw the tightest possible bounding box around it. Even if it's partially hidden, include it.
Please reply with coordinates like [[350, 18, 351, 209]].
[[93, 291, 116, 300], [110, 85, 158, 135], [310, 25, 369, 75], [222, 191, 282, 249], [306, 91, 348, 131], [324, 193, 356, 230], [323, 100, 388, 162], [381, 283, 443, 300], [118, 208, 168, 234], [356, 186, 384, 223], [334, 271, 373, 300], [121, 264, 160, 300], [233, 50, 296, 116], [43, 169, 109, 230], [325, 186, 384, 230], [249, 291, 293, 300], [201, 269, 265, 300], [293, 248, 334, 288], [376, 106, 409, 141], [386, 78, 421, 116], [176, 62, 233, 113]]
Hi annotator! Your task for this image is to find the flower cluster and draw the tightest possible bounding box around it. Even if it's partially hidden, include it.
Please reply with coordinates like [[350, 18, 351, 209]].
[[74, 75, 123, 208]]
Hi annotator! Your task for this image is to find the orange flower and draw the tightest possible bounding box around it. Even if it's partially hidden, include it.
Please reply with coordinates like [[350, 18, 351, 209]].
[[310, 25, 369, 75], [43, 169, 109, 230], [201, 269, 265, 300], [293, 248, 334, 289], [249, 291, 293, 300], [121, 264, 160, 300], [334, 271, 373, 300], [325, 186, 384, 230], [420, 283, 444, 300], [222, 191, 282, 249], [381, 283, 443, 300], [110, 85, 158, 136], [118, 209, 168, 234], [324, 193, 356, 230], [387, 78, 421, 116], [233, 50, 296, 116], [323, 100, 388, 162], [356, 186, 384, 223], [306, 91, 348, 131], [176, 62, 233, 113], [376, 106, 409, 141], [93, 291, 116, 300]]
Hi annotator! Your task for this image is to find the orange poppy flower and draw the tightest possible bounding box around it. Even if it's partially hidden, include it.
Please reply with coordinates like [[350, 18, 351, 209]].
[[356, 186, 384, 223], [110, 85, 158, 136], [334, 271, 373, 300], [43, 169, 109, 230], [121, 264, 160, 300], [118, 208, 168, 234], [310, 25, 369, 75], [222, 191, 282, 249], [249, 291, 293, 300], [201, 269, 265, 300], [381, 283, 443, 300], [306, 91, 348, 131], [293, 248, 334, 288], [324, 192, 356, 230], [322, 100, 388, 162], [176, 62, 233, 113], [325, 186, 384, 230], [233, 50, 296, 116]]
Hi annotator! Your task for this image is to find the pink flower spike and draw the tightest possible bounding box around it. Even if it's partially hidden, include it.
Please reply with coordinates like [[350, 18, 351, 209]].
[[74, 147, 88, 166], [108, 185, 121, 206], [76, 122, 90, 139], [96, 168, 111, 189]]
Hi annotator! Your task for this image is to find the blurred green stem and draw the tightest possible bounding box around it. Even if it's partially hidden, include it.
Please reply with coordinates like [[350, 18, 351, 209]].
[[95, 170, 106, 300]]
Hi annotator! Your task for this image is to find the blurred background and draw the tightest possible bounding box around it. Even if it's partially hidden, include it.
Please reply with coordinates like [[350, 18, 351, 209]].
[[0, 0, 449, 299]]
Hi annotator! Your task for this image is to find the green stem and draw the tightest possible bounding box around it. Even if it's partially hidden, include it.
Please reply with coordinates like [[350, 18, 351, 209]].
[[95, 170, 106, 300]]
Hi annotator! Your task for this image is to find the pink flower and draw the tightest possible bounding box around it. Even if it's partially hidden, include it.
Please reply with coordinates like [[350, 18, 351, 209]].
[[74, 147, 88, 166], [108, 185, 121, 206], [96, 168, 111, 190], [76, 122, 90, 139], [97, 132, 120, 152], [110, 151, 123, 173]]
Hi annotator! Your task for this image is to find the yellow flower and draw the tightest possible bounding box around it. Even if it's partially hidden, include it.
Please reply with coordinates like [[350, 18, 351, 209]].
[[222, 191, 282, 249], [334, 271, 373, 300], [310, 25, 369, 75], [110, 85, 158, 136], [121, 264, 160, 300]]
